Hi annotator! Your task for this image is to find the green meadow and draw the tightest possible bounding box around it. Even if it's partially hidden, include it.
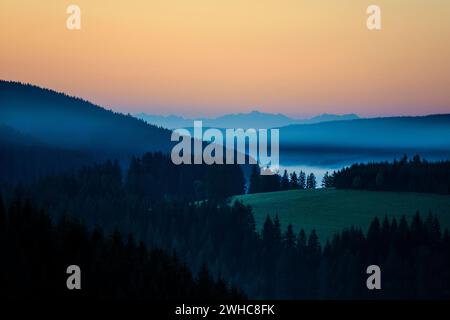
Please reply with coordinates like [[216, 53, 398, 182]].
[[233, 189, 450, 243]]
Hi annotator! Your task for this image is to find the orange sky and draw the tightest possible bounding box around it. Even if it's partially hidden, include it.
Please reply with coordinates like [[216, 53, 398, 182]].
[[1, 0, 450, 117]]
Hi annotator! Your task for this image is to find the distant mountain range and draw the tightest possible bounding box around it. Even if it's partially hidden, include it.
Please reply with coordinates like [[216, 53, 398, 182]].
[[1, 80, 449, 167], [135, 111, 360, 129]]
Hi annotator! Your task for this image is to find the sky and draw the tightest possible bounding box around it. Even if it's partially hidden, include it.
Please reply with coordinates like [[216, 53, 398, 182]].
[[1, 0, 450, 118]]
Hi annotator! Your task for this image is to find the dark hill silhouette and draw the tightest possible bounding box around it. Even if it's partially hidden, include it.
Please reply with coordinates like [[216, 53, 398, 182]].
[[0, 81, 172, 159]]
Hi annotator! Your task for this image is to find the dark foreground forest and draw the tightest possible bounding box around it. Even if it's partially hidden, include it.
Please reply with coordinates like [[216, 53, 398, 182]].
[[1, 153, 450, 299], [0, 195, 244, 300]]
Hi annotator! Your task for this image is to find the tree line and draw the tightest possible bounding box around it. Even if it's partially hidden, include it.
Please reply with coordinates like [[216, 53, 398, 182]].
[[331, 155, 450, 194], [248, 166, 317, 194]]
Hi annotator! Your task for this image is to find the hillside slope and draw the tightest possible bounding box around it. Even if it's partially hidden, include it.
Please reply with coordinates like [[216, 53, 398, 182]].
[[0, 81, 172, 158], [0, 125, 92, 184], [234, 189, 450, 242]]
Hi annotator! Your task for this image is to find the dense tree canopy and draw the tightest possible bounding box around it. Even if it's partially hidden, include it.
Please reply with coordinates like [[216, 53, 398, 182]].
[[0, 194, 244, 300], [332, 155, 450, 194], [248, 168, 315, 194], [1, 154, 450, 299]]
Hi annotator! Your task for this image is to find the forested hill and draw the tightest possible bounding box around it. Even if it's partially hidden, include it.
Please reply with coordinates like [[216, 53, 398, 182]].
[[0, 125, 93, 185], [280, 114, 450, 151], [0, 81, 172, 158]]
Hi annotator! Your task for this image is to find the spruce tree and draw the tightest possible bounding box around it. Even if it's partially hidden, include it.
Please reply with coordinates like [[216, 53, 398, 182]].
[[284, 224, 296, 250], [273, 214, 282, 246], [281, 170, 290, 191], [262, 215, 274, 245], [298, 171, 306, 189], [306, 173, 317, 189], [289, 172, 299, 189], [321, 172, 332, 188], [297, 229, 307, 252], [248, 165, 260, 194]]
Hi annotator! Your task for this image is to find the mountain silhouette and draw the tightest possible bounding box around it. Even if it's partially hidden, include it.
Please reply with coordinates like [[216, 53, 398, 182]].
[[0, 81, 172, 159], [3, 80, 449, 160], [136, 110, 359, 129], [280, 114, 450, 152]]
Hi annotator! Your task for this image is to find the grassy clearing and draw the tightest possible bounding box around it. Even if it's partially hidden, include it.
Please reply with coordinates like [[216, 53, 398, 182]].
[[233, 189, 450, 242]]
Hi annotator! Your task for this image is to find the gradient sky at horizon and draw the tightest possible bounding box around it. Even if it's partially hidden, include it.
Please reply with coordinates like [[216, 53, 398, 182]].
[[1, 0, 450, 117]]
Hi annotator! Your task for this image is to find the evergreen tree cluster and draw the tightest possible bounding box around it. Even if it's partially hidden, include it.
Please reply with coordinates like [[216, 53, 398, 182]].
[[248, 167, 316, 194], [319, 212, 450, 299], [17, 154, 245, 230], [255, 212, 450, 299], [321, 171, 333, 188], [2, 155, 450, 299], [332, 155, 450, 194], [4, 181, 450, 299], [0, 194, 244, 300], [125, 152, 245, 201], [31, 152, 244, 207]]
